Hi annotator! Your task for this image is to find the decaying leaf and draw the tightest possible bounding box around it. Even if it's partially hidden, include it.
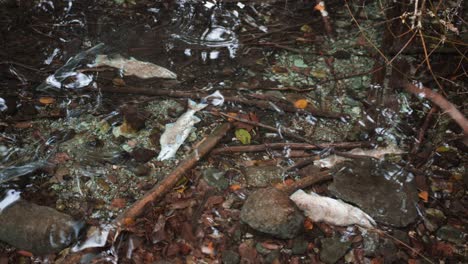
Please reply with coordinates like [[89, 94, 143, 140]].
[[235, 128, 251, 145], [38, 97, 56, 105], [290, 189, 376, 229], [418, 191, 429, 202], [293, 99, 308, 109]]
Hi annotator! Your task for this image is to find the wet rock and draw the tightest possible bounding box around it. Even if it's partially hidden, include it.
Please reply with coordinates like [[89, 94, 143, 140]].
[[436, 225, 467, 244], [362, 232, 398, 261], [319, 236, 352, 264], [244, 166, 283, 188], [291, 235, 308, 255], [131, 148, 157, 163], [264, 250, 281, 264], [330, 158, 418, 227], [0, 200, 82, 255], [203, 168, 229, 190], [222, 249, 240, 264], [240, 188, 304, 239]]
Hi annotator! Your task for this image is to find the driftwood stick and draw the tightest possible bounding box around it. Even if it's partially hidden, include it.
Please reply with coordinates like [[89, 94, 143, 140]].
[[114, 122, 232, 226], [97, 86, 344, 119], [277, 171, 332, 194], [211, 142, 369, 154]]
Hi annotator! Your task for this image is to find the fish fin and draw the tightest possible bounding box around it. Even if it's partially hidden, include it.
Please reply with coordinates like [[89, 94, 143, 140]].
[[192, 115, 201, 123]]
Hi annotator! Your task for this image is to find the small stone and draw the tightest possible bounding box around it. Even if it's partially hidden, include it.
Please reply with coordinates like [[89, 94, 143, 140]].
[[134, 164, 151, 176], [222, 250, 240, 264], [244, 166, 283, 188], [203, 168, 229, 190], [240, 188, 304, 239], [437, 225, 467, 244], [320, 237, 352, 264], [291, 236, 308, 255]]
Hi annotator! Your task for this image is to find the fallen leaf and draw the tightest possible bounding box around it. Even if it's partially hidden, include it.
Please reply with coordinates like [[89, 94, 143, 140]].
[[294, 99, 308, 109], [14, 122, 32, 129], [304, 218, 314, 230], [271, 65, 289, 74], [38, 97, 56, 105], [300, 24, 312, 33], [111, 198, 127, 208], [314, 2, 325, 12], [229, 184, 241, 191], [112, 78, 126, 86], [123, 217, 135, 226], [371, 256, 384, 264], [201, 241, 215, 256], [17, 250, 33, 257], [235, 128, 251, 145], [418, 191, 429, 202]]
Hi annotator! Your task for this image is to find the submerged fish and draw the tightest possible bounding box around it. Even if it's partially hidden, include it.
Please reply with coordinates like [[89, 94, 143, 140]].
[[94, 54, 177, 79], [157, 100, 208, 161]]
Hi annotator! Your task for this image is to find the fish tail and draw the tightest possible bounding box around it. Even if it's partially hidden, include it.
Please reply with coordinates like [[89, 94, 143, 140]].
[[188, 99, 207, 111]]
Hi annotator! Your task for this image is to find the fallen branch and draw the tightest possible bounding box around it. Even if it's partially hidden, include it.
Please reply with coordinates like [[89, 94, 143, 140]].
[[211, 142, 369, 154], [114, 122, 232, 227], [411, 106, 437, 154], [403, 81, 468, 135], [277, 171, 332, 194], [97, 86, 345, 119]]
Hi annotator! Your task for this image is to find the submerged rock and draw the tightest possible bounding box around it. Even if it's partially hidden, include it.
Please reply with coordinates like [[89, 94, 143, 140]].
[[240, 188, 304, 239], [0, 200, 82, 255], [320, 236, 352, 264], [244, 166, 283, 188], [330, 158, 418, 227]]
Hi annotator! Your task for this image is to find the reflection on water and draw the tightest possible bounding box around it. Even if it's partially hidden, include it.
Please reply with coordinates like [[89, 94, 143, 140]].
[[169, 0, 242, 58]]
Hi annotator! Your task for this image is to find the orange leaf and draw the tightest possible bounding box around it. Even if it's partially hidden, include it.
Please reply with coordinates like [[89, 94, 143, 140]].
[[17, 250, 33, 257], [39, 96, 56, 105], [418, 191, 429, 202], [294, 99, 308, 109], [111, 198, 127, 208], [284, 178, 295, 186], [314, 3, 325, 12], [229, 184, 241, 191], [304, 218, 314, 230], [226, 112, 238, 122], [123, 217, 135, 226]]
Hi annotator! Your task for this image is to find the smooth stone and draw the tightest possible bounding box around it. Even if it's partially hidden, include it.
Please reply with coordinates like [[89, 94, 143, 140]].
[[241, 188, 304, 239]]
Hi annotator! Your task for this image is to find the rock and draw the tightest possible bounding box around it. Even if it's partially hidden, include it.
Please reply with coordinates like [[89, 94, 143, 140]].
[[330, 158, 418, 227], [131, 148, 157, 163], [0, 200, 83, 255], [240, 188, 304, 239], [222, 250, 240, 264], [436, 225, 467, 244], [291, 236, 308, 255], [320, 236, 352, 264], [203, 168, 229, 190], [362, 232, 398, 261], [244, 166, 283, 188]]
